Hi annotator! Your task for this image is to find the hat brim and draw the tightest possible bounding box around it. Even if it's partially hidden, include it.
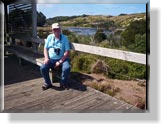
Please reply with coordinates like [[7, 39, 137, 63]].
[[52, 27, 60, 29]]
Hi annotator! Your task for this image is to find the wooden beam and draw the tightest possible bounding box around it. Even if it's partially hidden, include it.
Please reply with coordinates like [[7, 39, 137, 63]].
[[0, 0, 4, 112], [72, 43, 146, 65], [32, 3, 37, 38], [31, 3, 37, 52], [4, 3, 8, 34]]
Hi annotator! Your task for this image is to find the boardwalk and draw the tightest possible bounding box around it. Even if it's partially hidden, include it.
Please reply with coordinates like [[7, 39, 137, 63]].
[[4, 52, 142, 113]]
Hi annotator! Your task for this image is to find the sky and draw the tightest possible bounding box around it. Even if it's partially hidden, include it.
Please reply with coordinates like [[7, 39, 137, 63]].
[[37, 4, 146, 19]]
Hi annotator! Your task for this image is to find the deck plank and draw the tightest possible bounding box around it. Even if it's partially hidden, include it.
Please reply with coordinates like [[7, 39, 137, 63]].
[[4, 78, 142, 112]]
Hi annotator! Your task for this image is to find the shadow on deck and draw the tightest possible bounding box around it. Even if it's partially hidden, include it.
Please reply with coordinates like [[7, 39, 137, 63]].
[[4, 53, 143, 113], [4, 54, 41, 85]]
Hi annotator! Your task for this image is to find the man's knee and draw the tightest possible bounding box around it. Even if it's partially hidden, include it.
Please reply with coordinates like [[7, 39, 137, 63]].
[[62, 62, 71, 72], [40, 64, 48, 71]]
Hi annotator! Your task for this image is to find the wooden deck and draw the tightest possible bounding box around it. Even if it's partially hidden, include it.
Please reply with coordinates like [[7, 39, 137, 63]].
[[4, 78, 142, 113], [3, 45, 143, 113]]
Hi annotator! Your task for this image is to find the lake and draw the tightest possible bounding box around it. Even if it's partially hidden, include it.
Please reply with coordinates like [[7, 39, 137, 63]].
[[64, 27, 113, 36]]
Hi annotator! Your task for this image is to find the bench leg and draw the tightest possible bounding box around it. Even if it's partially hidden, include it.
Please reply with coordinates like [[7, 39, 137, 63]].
[[49, 69, 60, 83], [18, 57, 22, 66], [4, 50, 8, 56]]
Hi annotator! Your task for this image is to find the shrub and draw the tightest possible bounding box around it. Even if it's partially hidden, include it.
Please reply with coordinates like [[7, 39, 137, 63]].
[[105, 58, 146, 80], [71, 53, 97, 73], [70, 51, 146, 80], [37, 30, 49, 39], [94, 29, 107, 43], [121, 19, 146, 53], [91, 60, 109, 75], [62, 29, 72, 35], [76, 35, 91, 45], [68, 34, 79, 43], [98, 40, 111, 48]]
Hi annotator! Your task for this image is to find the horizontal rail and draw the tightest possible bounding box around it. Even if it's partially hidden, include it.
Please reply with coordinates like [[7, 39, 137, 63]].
[[72, 43, 146, 65], [9, 35, 146, 65]]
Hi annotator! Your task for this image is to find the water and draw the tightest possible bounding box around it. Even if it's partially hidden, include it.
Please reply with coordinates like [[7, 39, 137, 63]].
[[64, 27, 112, 36]]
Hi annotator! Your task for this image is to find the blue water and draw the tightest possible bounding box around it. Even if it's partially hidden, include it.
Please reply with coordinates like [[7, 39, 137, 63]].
[[64, 27, 112, 36]]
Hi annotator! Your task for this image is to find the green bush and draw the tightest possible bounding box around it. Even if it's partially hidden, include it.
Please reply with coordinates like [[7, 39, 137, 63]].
[[105, 58, 146, 80], [71, 53, 97, 73], [70, 51, 146, 80], [94, 29, 107, 43], [98, 40, 111, 48], [38, 30, 49, 39], [37, 12, 46, 27], [66, 32, 91, 45], [76, 35, 91, 45], [67, 33, 79, 43], [62, 29, 72, 35], [134, 33, 146, 53], [121, 19, 146, 53]]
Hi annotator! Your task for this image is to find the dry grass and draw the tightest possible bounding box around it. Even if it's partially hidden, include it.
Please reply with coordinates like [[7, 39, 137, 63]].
[[91, 60, 109, 75], [84, 79, 120, 97], [82, 73, 146, 109], [137, 80, 146, 87]]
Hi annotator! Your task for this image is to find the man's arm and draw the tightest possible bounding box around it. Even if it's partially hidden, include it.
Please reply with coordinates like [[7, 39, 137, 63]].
[[43, 47, 49, 64], [59, 50, 70, 63], [55, 51, 70, 67]]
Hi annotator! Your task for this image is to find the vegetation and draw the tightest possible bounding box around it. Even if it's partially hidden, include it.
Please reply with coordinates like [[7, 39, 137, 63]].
[[94, 29, 107, 43], [59, 13, 146, 28], [87, 81, 120, 97], [70, 52, 97, 74], [121, 19, 146, 53], [37, 12, 46, 26], [37, 13, 147, 80], [69, 51, 146, 80], [46, 14, 89, 25], [39, 13, 147, 54]]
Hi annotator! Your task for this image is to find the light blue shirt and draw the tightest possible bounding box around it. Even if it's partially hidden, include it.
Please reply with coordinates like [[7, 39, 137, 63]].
[[44, 34, 70, 60]]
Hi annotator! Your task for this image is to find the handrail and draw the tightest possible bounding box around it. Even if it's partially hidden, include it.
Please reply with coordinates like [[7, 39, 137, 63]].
[[8, 35, 146, 65], [71, 43, 146, 65]]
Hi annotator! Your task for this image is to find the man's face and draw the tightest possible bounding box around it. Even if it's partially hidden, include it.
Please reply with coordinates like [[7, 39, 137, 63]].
[[52, 28, 61, 37]]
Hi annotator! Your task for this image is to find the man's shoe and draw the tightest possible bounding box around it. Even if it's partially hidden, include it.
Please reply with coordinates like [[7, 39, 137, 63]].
[[60, 84, 65, 90], [65, 84, 70, 90], [42, 84, 52, 90]]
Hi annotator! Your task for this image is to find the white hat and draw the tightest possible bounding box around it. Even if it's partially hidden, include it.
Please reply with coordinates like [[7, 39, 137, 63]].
[[52, 23, 60, 29]]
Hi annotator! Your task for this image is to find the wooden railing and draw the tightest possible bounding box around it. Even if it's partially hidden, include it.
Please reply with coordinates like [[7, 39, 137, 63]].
[[6, 35, 146, 65]]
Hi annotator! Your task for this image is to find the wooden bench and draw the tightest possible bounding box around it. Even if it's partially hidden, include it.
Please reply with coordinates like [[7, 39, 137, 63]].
[[5, 45, 62, 83], [5, 34, 146, 83]]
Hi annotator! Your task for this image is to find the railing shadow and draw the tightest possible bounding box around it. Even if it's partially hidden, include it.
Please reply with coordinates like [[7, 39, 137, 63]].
[[69, 72, 94, 91]]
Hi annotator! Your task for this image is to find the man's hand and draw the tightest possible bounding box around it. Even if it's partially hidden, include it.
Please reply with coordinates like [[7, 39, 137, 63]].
[[44, 58, 49, 64], [55, 61, 60, 68]]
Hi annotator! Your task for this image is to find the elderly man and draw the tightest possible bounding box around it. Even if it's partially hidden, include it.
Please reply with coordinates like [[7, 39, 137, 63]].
[[40, 23, 71, 90]]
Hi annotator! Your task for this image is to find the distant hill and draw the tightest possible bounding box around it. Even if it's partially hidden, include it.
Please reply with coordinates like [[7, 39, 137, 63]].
[[46, 13, 146, 29]]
